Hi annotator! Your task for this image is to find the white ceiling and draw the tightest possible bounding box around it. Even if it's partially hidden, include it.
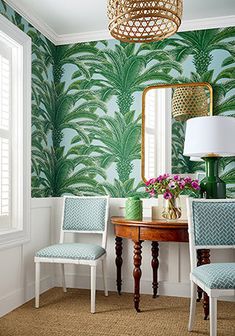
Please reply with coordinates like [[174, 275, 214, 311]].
[[4, 0, 235, 44]]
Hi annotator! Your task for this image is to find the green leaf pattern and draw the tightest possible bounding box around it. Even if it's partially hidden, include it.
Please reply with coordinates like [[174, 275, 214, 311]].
[[1, 0, 235, 197]]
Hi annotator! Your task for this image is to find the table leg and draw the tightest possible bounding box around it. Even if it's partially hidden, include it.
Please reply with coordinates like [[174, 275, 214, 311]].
[[196, 250, 203, 302], [151, 241, 159, 298], [133, 240, 142, 312], [201, 249, 210, 320], [115, 237, 123, 295]]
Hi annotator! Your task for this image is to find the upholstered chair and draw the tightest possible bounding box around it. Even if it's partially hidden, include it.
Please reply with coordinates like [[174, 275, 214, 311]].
[[34, 196, 109, 313], [186, 198, 235, 336]]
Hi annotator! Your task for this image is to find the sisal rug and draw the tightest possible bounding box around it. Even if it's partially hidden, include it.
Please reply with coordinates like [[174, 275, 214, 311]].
[[0, 288, 234, 336]]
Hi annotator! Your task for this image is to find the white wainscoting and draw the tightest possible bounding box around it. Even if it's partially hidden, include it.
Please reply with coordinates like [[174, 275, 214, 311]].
[[0, 197, 234, 317], [0, 198, 54, 317]]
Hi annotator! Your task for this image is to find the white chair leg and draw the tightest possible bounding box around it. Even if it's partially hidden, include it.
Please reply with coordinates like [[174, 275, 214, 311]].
[[35, 262, 40, 308], [188, 281, 197, 331], [210, 297, 217, 336], [102, 258, 108, 297], [61, 264, 67, 293], [91, 266, 96, 313]]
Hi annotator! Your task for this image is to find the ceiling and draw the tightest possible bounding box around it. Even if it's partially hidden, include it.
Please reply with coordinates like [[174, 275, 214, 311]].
[[4, 0, 235, 44]]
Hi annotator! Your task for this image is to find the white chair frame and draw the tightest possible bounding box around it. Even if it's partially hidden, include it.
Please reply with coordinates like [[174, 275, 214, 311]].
[[34, 195, 110, 313], [186, 198, 235, 336]]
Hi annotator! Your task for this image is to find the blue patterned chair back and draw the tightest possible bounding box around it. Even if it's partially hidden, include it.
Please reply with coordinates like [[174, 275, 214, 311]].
[[190, 199, 235, 247], [62, 197, 109, 232]]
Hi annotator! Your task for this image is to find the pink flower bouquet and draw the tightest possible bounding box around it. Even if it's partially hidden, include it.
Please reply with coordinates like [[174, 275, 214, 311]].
[[145, 174, 200, 199]]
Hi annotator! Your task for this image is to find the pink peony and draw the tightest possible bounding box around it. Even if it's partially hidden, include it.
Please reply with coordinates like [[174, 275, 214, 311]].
[[168, 181, 176, 189], [145, 174, 200, 199], [145, 178, 157, 186], [179, 180, 186, 189], [162, 173, 170, 179], [151, 178, 158, 184], [191, 181, 200, 190], [163, 191, 172, 200], [184, 176, 192, 183], [150, 189, 156, 197]]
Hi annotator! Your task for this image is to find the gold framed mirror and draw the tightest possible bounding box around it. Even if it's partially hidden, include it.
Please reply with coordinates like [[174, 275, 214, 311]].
[[141, 82, 213, 182]]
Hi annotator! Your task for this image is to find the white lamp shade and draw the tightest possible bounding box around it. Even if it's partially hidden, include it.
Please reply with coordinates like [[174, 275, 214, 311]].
[[183, 116, 235, 157]]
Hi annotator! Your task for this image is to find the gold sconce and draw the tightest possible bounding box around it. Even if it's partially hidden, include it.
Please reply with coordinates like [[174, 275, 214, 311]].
[[107, 0, 183, 43]]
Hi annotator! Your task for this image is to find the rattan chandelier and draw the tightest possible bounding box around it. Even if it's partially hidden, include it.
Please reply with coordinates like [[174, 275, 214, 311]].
[[107, 0, 183, 43]]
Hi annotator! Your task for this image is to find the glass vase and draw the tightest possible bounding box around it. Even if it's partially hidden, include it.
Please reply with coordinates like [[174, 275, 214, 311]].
[[162, 197, 181, 220]]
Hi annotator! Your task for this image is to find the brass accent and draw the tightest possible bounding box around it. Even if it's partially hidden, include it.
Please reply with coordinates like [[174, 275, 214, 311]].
[[203, 153, 221, 158], [141, 82, 213, 182], [162, 197, 182, 220], [107, 0, 183, 43]]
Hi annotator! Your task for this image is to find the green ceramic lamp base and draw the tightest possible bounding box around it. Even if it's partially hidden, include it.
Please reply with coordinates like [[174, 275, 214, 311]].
[[200, 157, 226, 199]]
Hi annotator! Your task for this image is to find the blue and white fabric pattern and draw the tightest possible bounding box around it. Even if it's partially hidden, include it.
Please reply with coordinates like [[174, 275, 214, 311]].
[[192, 201, 235, 246], [36, 243, 106, 260], [192, 263, 235, 289], [63, 197, 107, 231]]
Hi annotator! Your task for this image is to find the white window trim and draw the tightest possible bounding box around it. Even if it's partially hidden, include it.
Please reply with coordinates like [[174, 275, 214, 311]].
[[144, 88, 172, 180], [156, 88, 172, 175], [0, 14, 31, 249]]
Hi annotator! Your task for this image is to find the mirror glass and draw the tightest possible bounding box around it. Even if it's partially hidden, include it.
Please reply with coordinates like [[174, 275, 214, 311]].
[[142, 83, 212, 181]]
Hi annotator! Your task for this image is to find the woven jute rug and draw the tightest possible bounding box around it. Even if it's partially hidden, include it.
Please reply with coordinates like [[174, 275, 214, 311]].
[[0, 288, 234, 336]]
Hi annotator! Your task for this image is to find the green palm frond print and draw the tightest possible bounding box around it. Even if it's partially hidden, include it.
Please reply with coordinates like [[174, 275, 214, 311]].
[[1, 0, 235, 197]]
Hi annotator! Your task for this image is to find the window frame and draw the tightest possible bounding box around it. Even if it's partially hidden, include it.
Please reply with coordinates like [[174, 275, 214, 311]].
[[0, 13, 31, 249], [143, 88, 172, 180]]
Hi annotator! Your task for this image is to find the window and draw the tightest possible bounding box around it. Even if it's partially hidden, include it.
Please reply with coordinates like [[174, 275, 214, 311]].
[[145, 89, 157, 179], [0, 40, 11, 230], [144, 88, 172, 180], [0, 14, 31, 248]]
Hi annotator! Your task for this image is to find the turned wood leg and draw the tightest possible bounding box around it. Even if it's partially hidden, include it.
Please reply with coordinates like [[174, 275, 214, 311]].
[[201, 249, 210, 320], [196, 250, 203, 302], [133, 240, 143, 312], [203, 292, 209, 321], [151, 241, 159, 298], [115, 237, 123, 295]]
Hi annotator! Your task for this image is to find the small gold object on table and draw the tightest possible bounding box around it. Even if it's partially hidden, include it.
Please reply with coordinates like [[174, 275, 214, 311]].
[[162, 196, 181, 220]]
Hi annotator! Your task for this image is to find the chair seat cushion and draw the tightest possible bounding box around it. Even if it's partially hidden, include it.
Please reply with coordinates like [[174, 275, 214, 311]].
[[192, 263, 235, 289], [35, 243, 106, 260]]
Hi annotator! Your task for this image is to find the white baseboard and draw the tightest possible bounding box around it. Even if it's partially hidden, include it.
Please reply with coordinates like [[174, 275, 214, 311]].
[[219, 297, 235, 302], [0, 276, 54, 317], [54, 273, 191, 298], [55, 273, 235, 302]]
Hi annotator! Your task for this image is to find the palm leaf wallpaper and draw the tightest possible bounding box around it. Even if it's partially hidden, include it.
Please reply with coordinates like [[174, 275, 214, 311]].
[[1, 0, 235, 198]]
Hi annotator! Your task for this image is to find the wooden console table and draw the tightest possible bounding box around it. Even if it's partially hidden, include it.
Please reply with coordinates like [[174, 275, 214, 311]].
[[111, 216, 210, 317]]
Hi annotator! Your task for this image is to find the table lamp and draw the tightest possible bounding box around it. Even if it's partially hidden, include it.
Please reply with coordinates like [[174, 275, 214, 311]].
[[183, 116, 235, 198]]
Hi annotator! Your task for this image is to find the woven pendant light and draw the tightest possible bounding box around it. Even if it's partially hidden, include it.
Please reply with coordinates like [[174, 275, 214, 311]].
[[172, 86, 209, 122], [107, 0, 183, 43]]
